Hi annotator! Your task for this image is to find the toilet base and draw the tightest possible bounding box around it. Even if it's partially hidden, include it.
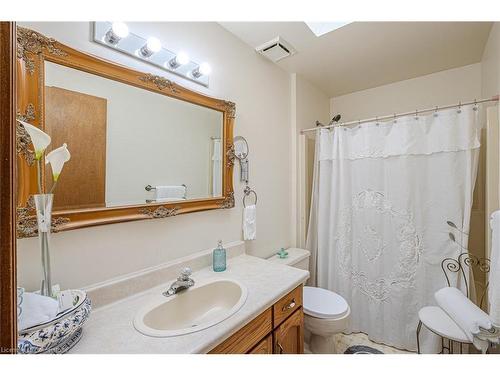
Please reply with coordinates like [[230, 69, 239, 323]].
[[309, 332, 337, 354], [304, 307, 350, 354]]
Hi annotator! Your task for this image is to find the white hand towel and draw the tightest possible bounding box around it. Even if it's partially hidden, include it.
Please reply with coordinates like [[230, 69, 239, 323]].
[[155, 185, 186, 200], [18, 292, 59, 331], [489, 210, 500, 326], [243, 204, 256, 240], [155, 197, 186, 203], [435, 286, 492, 351]]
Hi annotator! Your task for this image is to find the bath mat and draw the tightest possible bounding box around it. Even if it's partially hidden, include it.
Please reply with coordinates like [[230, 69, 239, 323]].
[[344, 345, 384, 354]]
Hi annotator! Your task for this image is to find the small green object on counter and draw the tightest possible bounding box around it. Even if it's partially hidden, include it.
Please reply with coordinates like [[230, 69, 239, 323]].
[[277, 248, 288, 259]]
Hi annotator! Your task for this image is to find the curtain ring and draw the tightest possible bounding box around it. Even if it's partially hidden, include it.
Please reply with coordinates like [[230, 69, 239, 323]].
[[434, 106, 439, 117], [457, 101, 462, 114], [415, 109, 419, 120], [473, 99, 478, 111], [376, 116, 379, 126], [393, 113, 397, 123]]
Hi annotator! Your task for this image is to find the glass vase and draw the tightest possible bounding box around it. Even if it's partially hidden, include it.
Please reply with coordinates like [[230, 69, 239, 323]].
[[34, 194, 54, 297]]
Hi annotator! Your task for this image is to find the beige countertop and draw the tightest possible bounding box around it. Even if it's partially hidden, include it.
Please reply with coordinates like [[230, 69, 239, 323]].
[[72, 254, 309, 353]]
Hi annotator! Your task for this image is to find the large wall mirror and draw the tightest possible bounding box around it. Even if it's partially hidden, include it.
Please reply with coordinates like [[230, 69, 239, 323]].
[[16, 27, 235, 238]]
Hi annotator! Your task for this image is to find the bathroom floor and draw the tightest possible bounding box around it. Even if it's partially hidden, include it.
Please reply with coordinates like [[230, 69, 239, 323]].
[[305, 333, 414, 354], [335, 333, 414, 354]]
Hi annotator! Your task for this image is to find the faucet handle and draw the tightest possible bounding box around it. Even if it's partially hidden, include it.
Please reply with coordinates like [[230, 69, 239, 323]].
[[180, 267, 192, 279]]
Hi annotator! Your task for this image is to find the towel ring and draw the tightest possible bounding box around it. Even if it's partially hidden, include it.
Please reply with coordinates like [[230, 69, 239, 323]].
[[243, 186, 257, 207]]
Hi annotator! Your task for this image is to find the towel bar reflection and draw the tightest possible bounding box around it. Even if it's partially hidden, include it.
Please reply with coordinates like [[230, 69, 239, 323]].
[[145, 184, 186, 192], [243, 186, 257, 207]]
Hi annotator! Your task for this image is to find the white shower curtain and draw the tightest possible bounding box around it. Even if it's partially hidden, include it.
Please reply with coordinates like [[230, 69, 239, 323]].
[[306, 106, 481, 351]]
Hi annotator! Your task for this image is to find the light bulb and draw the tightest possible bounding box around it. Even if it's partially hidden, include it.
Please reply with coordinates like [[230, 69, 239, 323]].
[[138, 37, 162, 58], [146, 37, 161, 53], [111, 22, 129, 38], [104, 22, 129, 45], [167, 51, 190, 69], [176, 52, 190, 66], [191, 62, 211, 78], [199, 62, 211, 75]]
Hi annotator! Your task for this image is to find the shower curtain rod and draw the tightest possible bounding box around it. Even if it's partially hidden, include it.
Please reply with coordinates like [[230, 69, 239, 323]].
[[300, 95, 499, 134]]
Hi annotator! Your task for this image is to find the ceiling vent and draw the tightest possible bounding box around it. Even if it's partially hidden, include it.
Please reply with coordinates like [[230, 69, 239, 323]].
[[255, 36, 296, 62]]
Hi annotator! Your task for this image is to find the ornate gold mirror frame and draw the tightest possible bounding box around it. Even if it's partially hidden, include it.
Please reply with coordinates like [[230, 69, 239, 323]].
[[16, 26, 235, 238]]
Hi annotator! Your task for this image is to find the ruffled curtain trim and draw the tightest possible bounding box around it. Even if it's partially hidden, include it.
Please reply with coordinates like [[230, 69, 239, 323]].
[[319, 106, 481, 161]]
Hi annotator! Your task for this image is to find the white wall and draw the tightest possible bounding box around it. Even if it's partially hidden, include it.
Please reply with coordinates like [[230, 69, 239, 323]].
[[17, 22, 291, 291], [481, 22, 500, 267], [330, 63, 482, 121], [481, 23, 500, 99], [290, 74, 329, 247], [293, 74, 330, 133]]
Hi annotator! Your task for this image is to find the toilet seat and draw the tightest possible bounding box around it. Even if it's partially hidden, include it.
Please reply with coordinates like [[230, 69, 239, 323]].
[[303, 286, 349, 319]]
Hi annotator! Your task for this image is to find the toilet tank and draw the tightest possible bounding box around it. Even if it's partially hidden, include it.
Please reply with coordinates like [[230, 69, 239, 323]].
[[267, 248, 310, 271]]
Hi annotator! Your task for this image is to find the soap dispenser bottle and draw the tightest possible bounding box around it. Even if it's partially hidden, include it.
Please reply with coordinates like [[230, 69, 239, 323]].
[[213, 240, 226, 272]]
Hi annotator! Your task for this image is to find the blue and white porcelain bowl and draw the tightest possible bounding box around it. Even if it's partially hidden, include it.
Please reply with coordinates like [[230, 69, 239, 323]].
[[17, 290, 91, 354]]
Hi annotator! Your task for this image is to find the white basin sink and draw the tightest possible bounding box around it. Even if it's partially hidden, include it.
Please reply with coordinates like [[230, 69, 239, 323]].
[[133, 278, 248, 337]]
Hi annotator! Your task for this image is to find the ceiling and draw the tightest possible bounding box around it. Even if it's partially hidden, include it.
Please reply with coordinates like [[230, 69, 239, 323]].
[[219, 22, 493, 97]]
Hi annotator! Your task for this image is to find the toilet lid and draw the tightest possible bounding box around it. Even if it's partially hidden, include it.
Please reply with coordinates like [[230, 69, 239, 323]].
[[303, 286, 349, 319]]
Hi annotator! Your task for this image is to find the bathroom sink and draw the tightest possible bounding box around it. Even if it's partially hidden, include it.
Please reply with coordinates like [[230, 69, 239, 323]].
[[133, 279, 248, 337]]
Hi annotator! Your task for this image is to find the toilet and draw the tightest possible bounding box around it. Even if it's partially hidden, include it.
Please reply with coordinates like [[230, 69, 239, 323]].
[[267, 248, 350, 354]]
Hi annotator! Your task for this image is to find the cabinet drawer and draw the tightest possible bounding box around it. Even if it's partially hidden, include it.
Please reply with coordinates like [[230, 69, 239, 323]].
[[273, 285, 302, 327], [208, 308, 272, 354], [248, 334, 273, 354]]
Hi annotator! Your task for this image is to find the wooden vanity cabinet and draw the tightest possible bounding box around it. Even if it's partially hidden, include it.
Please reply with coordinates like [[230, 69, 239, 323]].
[[273, 308, 304, 354], [208, 284, 304, 354], [248, 334, 273, 354]]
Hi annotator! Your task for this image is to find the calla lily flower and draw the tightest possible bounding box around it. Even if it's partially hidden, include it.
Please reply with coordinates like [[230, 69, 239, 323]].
[[18, 120, 52, 160], [45, 143, 71, 182]]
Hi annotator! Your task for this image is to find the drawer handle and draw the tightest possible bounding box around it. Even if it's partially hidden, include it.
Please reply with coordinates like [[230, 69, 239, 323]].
[[277, 342, 284, 354], [282, 298, 296, 312]]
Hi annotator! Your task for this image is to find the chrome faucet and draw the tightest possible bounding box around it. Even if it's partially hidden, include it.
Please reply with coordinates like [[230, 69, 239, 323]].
[[163, 267, 195, 297]]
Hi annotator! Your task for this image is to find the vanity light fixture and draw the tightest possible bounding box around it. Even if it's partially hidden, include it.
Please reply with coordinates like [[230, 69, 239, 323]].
[[167, 51, 190, 69], [138, 37, 162, 58], [191, 62, 212, 79], [104, 22, 129, 45], [93, 22, 210, 87]]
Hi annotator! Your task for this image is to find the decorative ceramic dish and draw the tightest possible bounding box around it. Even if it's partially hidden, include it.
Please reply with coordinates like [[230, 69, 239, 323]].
[[17, 290, 91, 354]]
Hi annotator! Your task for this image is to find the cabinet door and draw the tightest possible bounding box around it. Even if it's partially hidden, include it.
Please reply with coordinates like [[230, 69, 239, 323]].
[[248, 334, 273, 354], [208, 308, 272, 354], [273, 308, 304, 354], [45, 86, 107, 210]]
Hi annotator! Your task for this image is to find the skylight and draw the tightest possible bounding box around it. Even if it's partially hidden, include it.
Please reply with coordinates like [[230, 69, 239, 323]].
[[305, 22, 350, 37]]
